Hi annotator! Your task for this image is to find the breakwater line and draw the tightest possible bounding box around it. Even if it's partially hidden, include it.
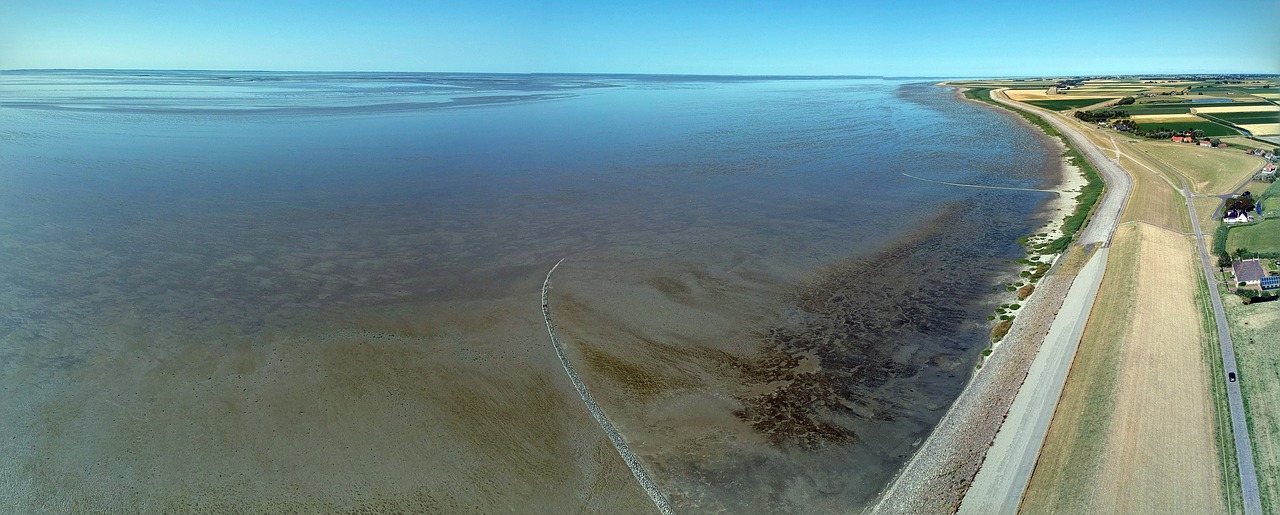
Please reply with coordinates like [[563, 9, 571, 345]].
[[901, 172, 1062, 193], [541, 259, 676, 515]]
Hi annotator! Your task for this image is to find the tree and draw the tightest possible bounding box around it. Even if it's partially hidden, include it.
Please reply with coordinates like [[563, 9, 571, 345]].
[[1235, 247, 1251, 260]]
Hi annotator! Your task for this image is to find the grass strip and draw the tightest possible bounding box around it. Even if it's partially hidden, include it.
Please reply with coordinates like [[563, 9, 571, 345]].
[[1198, 275, 1244, 514]]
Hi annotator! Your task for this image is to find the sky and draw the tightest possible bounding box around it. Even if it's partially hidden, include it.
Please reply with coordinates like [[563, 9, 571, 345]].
[[3, 0, 1278, 76]]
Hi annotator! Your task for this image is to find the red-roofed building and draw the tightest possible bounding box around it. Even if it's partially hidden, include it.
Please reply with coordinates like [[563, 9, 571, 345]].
[[1172, 136, 1184, 142], [1200, 140, 1213, 147]]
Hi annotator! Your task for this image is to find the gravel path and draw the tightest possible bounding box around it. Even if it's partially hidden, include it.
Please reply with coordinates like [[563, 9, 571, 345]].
[[541, 259, 676, 515]]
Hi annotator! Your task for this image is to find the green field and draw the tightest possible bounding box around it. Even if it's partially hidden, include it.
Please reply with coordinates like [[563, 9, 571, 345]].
[[1133, 120, 1240, 137], [1227, 218, 1280, 256], [1119, 105, 1196, 115], [1210, 112, 1280, 125], [1115, 101, 1276, 117], [1025, 98, 1114, 111]]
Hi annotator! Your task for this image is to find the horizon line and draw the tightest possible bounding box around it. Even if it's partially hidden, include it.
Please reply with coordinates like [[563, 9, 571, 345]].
[[3, 68, 1279, 80]]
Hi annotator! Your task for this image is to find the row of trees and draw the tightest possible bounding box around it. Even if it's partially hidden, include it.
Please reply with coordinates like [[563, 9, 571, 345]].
[[1074, 107, 1219, 141], [1074, 109, 1130, 123]]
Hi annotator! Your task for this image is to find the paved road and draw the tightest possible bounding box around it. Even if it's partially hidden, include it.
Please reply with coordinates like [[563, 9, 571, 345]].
[[959, 247, 1109, 515], [957, 90, 1134, 514], [1114, 140, 1264, 515]]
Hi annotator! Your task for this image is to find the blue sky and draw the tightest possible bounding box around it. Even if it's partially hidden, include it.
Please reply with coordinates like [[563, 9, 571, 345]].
[[3, 0, 1278, 75]]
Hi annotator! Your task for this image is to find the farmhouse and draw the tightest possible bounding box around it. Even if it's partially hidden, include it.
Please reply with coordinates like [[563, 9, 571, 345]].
[[1232, 259, 1267, 285], [1199, 140, 1213, 147], [1224, 209, 1252, 224], [1172, 136, 1185, 142]]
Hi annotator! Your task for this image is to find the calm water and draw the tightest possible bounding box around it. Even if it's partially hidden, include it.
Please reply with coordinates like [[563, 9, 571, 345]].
[[0, 71, 1058, 511]]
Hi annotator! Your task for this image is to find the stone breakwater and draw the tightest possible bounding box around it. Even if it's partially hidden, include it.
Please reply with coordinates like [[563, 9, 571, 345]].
[[542, 259, 675, 515]]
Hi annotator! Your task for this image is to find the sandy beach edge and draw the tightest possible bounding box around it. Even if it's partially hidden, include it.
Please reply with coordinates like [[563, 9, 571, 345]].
[[865, 83, 1091, 514]]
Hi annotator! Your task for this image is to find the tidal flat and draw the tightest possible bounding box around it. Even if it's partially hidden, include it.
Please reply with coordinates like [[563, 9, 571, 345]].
[[0, 71, 1062, 512]]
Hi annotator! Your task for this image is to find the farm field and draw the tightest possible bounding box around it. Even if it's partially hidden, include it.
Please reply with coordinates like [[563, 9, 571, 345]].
[[1227, 218, 1280, 255], [1221, 136, 1280, 151], [1129, 114, 1204, 124], [1209, 112, 1280, 125], [1194, 105, 1280, 115], [1025, 98, 1112, 111], [1120, 104, 1196, 114], [1133, 119, 1240, 138], [1241, 124, 1280, 136], [1136, 142, 1262, 194], [1021, 223, 1226, 514], [1004, 89, 1114, 103], [1221, 295, 1280, 514]]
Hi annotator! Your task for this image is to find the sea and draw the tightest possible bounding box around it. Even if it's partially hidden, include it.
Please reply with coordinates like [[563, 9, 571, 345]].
[[0, 71, 1062, 512]]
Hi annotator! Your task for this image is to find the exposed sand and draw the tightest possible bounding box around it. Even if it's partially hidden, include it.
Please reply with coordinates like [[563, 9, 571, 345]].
[[0, 295, 656, 512]]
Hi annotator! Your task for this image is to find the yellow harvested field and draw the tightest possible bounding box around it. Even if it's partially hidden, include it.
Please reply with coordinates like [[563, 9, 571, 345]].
[[1239, 123, 1280, 135], [1003, 89, 1114, 102], [1192, 105, 1280, 114], [1021, 223, 1225, 514], [1117, 153, 1188, 232], [1130, 114, 1205, 124], [1136, 141, 1263, 194], [1255, 93, 1280, 99], [1091, 224, 1223, 514]]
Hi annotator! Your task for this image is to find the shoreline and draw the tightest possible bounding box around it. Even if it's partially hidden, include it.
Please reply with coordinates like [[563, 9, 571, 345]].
[[868, 83, 1098, 513]]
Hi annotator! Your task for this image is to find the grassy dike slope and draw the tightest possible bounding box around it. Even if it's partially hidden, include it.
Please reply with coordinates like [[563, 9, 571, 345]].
[[983, 91, 1237, 513], [1020, 223, 1227, 514]]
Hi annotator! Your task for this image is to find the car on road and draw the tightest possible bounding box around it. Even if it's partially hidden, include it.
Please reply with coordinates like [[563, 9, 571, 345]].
[[1229, 372, 1237, 382]]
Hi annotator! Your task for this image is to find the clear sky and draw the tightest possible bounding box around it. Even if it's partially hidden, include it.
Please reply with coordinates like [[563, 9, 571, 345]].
[[3, 0, 1278, 76]]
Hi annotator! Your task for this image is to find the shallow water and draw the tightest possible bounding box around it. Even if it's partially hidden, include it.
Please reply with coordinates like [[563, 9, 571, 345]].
[[0, 71, 1059, 511]]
